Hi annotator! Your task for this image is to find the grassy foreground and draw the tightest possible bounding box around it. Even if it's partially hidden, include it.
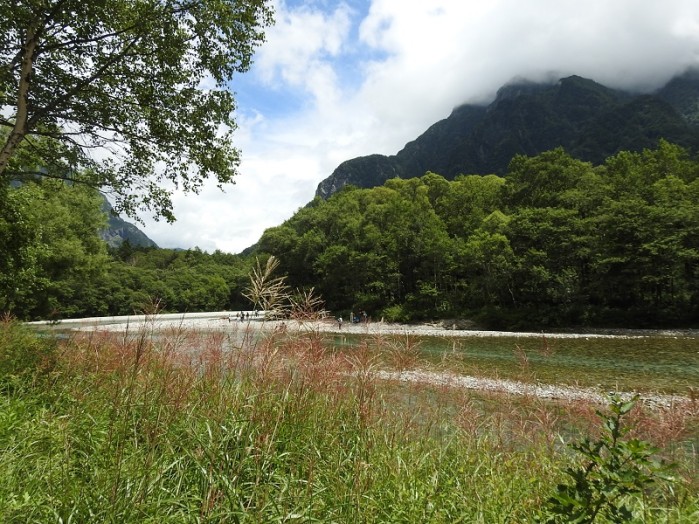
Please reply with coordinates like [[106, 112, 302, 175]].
[[1, 319, 698, 523]]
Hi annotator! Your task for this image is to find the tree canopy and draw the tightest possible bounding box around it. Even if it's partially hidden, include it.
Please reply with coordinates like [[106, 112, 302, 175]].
[[0, 0, 274, 220], [0, 176, 109, 318], [3, 136, 699, 328], [257, 142, 699, 328]]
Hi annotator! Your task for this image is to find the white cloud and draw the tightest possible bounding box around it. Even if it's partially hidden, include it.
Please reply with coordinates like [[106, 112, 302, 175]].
[[255, 0, 353, 106], [136, 0, 699, 253]]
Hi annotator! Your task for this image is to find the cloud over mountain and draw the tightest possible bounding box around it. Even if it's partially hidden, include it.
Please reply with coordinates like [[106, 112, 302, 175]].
[[136, 0, 699, 253]]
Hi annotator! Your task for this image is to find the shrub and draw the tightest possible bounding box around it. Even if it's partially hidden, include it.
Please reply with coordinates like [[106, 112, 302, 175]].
[[538, 394, 675, 523], [0, 317, 57, 390], [380, 304, 409, 323]]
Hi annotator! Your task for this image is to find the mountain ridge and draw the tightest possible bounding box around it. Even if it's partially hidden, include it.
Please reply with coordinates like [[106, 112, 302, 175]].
[[315, 71, 699, 199], [100, 197, 158, 249]]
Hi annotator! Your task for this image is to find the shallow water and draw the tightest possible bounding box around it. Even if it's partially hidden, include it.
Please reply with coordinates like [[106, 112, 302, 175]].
[[332, 333, 699, 394]]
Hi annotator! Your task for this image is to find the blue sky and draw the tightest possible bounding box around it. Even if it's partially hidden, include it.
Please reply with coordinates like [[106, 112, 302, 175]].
[[136, 0, 699, 253], [233, 1, 380, 119]]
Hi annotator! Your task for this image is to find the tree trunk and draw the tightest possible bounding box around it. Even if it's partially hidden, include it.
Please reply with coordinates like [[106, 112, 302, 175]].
[[0, 25, 39, 177]]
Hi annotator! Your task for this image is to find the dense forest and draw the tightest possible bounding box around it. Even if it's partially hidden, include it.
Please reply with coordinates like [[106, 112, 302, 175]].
[[0, 177, 253, 319], [2, 141, 699, 329], [259, 141, 699, 328]]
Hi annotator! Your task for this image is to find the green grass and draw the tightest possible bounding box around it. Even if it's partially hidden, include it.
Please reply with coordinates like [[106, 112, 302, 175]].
[[1, 319, 698, 522]]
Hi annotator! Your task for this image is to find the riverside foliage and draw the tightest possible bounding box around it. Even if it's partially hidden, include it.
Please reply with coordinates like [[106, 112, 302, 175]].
[[258, 141, 699, 328], [3, 142, 699, 328]]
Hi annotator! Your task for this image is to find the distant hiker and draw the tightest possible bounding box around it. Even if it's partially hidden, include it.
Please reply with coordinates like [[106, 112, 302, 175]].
[[338, 316, 343, 329]]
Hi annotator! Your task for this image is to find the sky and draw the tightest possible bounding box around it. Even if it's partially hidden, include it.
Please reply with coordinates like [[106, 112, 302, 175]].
[[135, 0, 699, 254]]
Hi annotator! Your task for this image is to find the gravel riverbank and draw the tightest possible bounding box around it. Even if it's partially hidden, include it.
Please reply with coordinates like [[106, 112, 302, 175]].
[[59, 312, 698, 340]]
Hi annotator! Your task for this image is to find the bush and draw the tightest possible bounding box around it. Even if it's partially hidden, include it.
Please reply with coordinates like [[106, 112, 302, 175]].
[[380, 304, 409, 323], [538, 394, 675, 523], [0, 318, 57, 389]]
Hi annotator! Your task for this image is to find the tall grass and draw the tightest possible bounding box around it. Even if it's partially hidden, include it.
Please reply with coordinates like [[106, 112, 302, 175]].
[[0, 317, 697, 522]]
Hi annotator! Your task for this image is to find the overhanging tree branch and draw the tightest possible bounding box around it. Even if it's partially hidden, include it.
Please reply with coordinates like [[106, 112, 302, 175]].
[[0, 0, 274, 221]]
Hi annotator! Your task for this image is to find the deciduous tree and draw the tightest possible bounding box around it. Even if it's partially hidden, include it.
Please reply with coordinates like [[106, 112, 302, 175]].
[[0, 0, 273, 220]]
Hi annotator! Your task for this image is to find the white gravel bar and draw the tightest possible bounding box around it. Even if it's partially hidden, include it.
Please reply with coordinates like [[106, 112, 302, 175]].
[[39, 312, 698, 340]]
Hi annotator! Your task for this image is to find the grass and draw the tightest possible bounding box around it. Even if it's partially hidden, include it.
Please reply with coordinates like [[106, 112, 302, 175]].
[[1, 318, 698, 523]]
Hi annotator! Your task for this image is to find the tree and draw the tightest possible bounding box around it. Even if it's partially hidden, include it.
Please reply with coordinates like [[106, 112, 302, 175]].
[[438, 174, 505, 238], [461, 229, 515, 308], [0, 0, 273, 220], [0, 178, 109, 318], [505, 148, 594, 209], [0, 182, 36, 313]]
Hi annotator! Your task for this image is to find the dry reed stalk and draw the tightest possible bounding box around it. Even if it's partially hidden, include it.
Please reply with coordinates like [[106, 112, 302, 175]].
[[289, 337, 345, 394], [624, 401, 697, 450], [513, 343, 535, 386], [536, 334, 557, 357], [379, 332, 423, 373], [243, 256, 291, 319], [343, 341, 380, 428], [289, 286, 328, 323], [455, 394, 486, 439]]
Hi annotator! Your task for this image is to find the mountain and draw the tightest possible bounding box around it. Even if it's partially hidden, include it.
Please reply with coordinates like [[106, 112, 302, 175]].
[[657, 68, 699, 126], [100, 198, 158, 249], [315, 71, 699, 199]]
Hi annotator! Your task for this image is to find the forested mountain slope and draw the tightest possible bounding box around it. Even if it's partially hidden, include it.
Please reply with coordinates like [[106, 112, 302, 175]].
[[100, 198, 158, 249], [316, 71, 699, 199], [265, 142, 699, 328]]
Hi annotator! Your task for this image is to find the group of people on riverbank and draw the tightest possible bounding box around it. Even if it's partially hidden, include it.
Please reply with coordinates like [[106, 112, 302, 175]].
[[228, 311, 260, 323], [337, 310, 369, 329]]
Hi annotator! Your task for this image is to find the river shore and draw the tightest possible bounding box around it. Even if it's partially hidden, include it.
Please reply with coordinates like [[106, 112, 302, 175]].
[[41, 311, 699, 340], [37, 312, 697, 408]]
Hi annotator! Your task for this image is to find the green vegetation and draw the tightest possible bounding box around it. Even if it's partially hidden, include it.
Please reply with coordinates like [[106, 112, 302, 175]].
[[3, 141, 699, 328], [539, 395, 676, 523], [95, 244, 253, 317], [0, 0, 273, 221], [259, 141, 699, 328], [1, 319, 697, 522], [0, 178, 109, 319], [0, 176, 255, 320]]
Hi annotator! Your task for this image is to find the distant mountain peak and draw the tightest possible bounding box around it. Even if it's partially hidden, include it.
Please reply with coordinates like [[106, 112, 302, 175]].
[[657, 67, 699, 127], [100, 197, 158, 248], [493, 76, 551, 102]]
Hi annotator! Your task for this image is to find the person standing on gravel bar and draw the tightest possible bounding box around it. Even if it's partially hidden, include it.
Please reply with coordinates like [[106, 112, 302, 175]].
[[337, 316, 343, 329]]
